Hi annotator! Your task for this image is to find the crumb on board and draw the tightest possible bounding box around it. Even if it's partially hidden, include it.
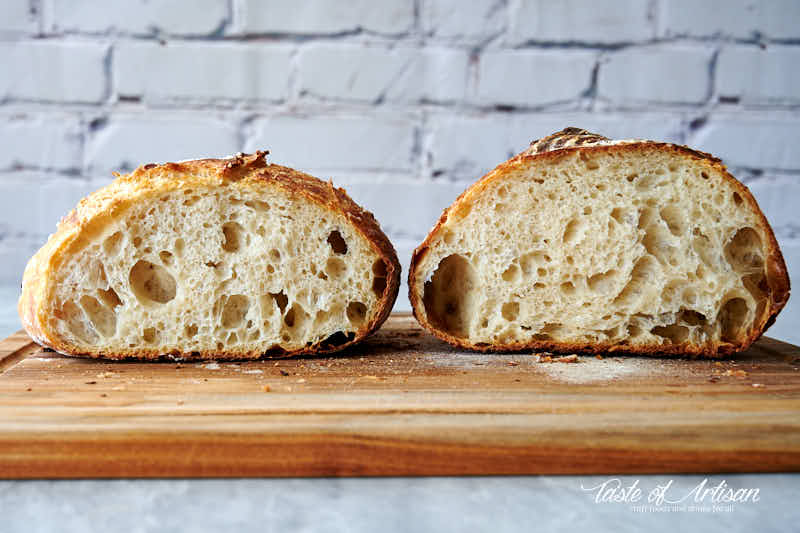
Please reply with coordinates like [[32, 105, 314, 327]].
[[724, 369, 748, 378], [263, 385, 271, 392], [555, 355, 579, 363], [752, 383, 765, 388]]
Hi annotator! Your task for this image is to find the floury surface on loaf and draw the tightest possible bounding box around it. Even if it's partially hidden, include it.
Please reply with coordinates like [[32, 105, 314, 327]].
[[409, 128, 790, 357], [19, 152, 400, 359]]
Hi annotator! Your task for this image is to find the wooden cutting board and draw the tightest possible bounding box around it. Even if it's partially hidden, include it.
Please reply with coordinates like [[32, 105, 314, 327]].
[[1, 313, 799, 478]]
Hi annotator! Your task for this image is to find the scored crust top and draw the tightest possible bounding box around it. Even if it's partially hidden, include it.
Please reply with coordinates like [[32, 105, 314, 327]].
[[19, 152, 401, 359], [408, 128, 790, 357]]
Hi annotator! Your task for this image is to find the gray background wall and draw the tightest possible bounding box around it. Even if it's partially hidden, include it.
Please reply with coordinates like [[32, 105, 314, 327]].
[[2, 0, 799, 342]]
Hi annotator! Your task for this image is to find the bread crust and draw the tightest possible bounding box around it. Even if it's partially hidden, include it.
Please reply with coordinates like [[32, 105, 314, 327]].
[[409, 129, 790, 358], [19, 152, 401, 360]]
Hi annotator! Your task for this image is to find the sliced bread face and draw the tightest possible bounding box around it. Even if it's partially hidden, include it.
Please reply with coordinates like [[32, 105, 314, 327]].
[[409, 128, 790, 357], [19, 152, 400, 360]]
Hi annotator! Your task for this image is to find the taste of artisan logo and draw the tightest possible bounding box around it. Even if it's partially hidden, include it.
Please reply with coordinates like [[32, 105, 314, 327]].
[[580, 478, 760, 513]]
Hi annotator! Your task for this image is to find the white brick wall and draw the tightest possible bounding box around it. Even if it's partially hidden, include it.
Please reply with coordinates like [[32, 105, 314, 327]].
[[3, 0, 800, 341], [717, 45, 800, 104], [508, 0, 654, 45], [234, 0, 414, 35], [115, 42, 293, 102], [598, 46, 712, 104]]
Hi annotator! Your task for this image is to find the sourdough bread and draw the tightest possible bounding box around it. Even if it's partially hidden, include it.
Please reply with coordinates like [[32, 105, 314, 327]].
[[408, 128, 789, 357], [19, 152, 400, 360]]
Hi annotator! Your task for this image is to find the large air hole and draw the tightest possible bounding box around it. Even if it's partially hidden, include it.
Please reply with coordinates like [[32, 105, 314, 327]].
[[79, 295, 117, 338], [562, 218, 585, 244], [501, 263, 520, 282], [284, 303, 309, 333], [719, 298, 749, 343], [501, 302, 519, 321], [613, 256, 660, 307], [346, 301, 367, 326], [222, 222, 244, 252], [97, 287, 122, 308], [270, 291, 289, 314], [326, 257, 346, 279], [724, 227, 763, 273], [221, 294, 249, 328], [103, 231, 124, 255], [659, 205, 685, 236], [327, 230, 348, 254], [142, 327, 157, 343], [588, 270, 617, 293], [129, 260, 177, 304], [520, 251, 549, 275], [423, 254, 476, 338], [372, 259, 388, 296], [651, 324, 689, 344]]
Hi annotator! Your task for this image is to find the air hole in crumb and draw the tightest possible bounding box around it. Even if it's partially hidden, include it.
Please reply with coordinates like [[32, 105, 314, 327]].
[[79, 295, 116, 337], [129, 260, 176, 304], [244, 200, 270, 211], [326, 257, 346, 279], [143, 327, 157, 343], [501, 263, 520, 282], [651, 324, 689, 344], [501, 302, 519, 321], [724, 227, 763, 273], [222, 222, 244, 252], [103, 231, 124, 255], [270, 249, 281, 261], [560, 282, 576, 295], [680, 309, 706, 326], [327, 230, 347, 254], [588, 270, 617, 293], [185, 324, 198, 337], [346, 302, 367, 326], [659, 205, 685, 236], [159, 251, 173, 265], [221, 295, 249, 328], [270, 291, 288, 314], [733, 192, 743, 205], [372, 260, 388, 295], [96, 287, 122, 308], [423, 254, 476, 338], [719, 297, 749, 343]]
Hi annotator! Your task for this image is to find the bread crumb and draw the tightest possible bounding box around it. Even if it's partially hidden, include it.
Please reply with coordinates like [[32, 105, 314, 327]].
[[556, 355, 579, 363], [297, 378, 306, 383], [507, 361, 519, 366], [97, 371, 116, 378], [204, 362, 220, 370], [112, 385, 126, 391], [263, 385, 271, 392], [724, 369, 748, 378], [242, 369, 263, 374], [752, 383, 765, 388], [595, 355, 603, 360]]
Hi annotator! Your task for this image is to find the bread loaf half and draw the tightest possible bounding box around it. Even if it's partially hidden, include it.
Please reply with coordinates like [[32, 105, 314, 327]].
[[409, 128, 789, 357], [19, 152, 400, 360]]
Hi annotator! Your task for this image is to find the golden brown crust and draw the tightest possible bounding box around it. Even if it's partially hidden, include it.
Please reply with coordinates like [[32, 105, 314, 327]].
[[19, 152, 401, 360], [408, 129, 790, 359]]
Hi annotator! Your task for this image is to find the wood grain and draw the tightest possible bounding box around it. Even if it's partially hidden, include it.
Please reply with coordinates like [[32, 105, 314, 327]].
[[1, 314, 799, 478]]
